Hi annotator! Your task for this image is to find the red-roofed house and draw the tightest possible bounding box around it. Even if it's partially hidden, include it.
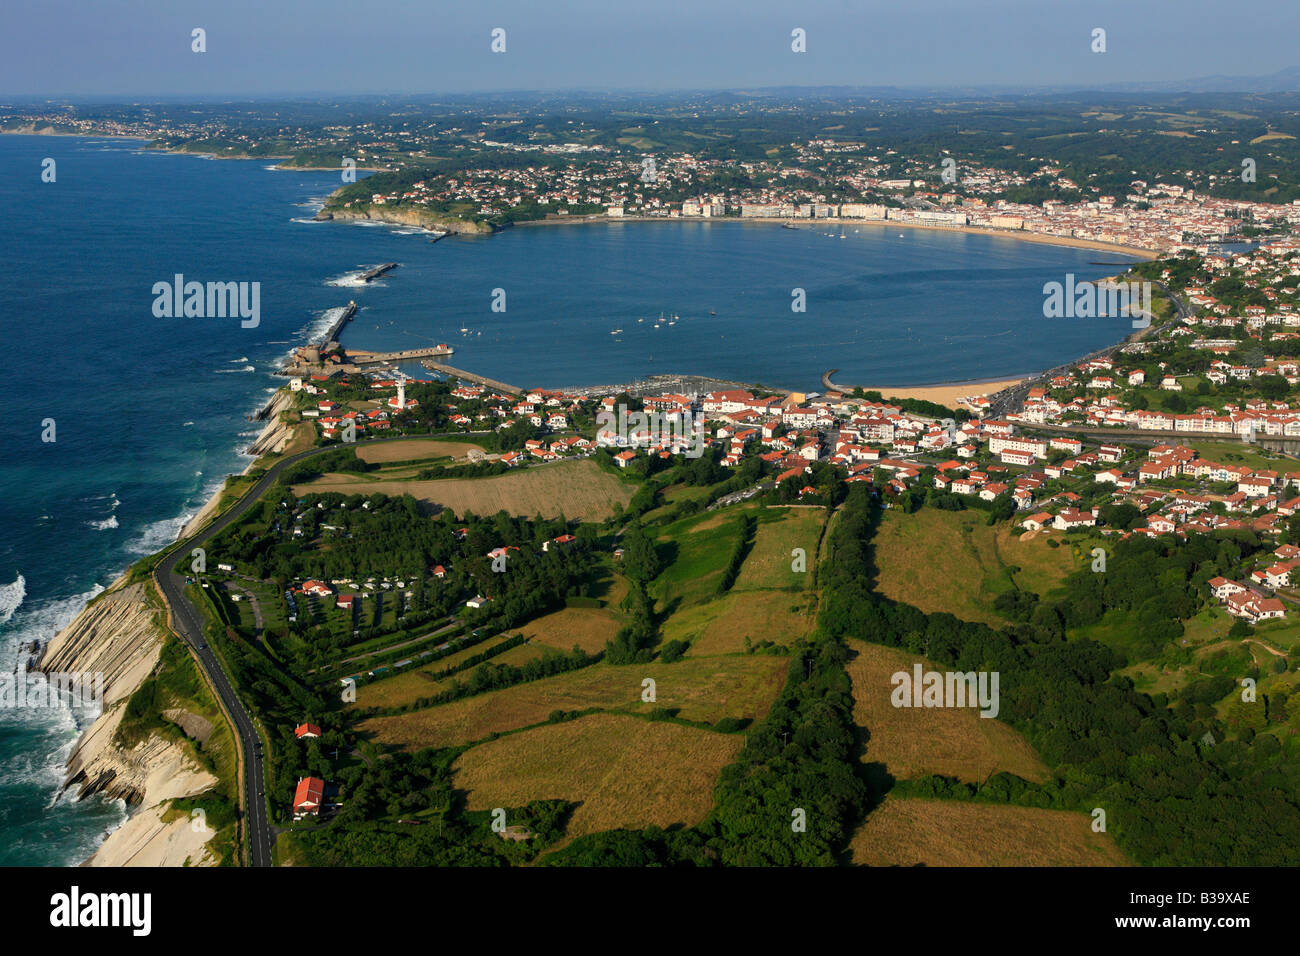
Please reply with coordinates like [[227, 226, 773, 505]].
[[1053, 508, 1096, 530], [293, 776, 326, 819], [1021, 512, 1053, 532]]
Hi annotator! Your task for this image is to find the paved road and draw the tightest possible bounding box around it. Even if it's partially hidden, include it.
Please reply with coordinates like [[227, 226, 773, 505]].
[[151, 430, 485, 867]]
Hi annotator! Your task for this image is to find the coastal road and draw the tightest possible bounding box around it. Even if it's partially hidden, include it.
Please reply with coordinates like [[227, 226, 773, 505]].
[[152, 430, 488, 867], [984, 280, 1189, 420]]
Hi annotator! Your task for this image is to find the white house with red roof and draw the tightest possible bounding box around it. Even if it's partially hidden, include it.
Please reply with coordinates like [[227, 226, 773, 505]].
[[293, 777, 326, 819], [1053, 508, 1096, 530]]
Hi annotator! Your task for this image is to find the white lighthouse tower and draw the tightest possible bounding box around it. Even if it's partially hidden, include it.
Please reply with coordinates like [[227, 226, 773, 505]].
[[396, 378, 406, 410]]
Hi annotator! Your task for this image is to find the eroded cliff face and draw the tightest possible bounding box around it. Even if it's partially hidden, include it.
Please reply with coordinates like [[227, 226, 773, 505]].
[[41, 582, 162, 716], [40, 579, 219, 866], [315, 204, 493, 234], [243, 389, 294, 460]]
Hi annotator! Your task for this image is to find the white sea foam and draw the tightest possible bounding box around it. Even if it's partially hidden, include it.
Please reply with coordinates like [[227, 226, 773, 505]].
[[296, 305, 348, 342], [0, 581, 105, 661], [0, 575, 27, 626], [124, 512, 192, 555], [324, 271, 369, 288], [87, 516, 119, 531], [0, 579, 128, 864], [214, 365, 256, 373]]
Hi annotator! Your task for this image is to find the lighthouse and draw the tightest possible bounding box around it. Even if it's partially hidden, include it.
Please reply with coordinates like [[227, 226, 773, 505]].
[[395, 378, 406, 410]]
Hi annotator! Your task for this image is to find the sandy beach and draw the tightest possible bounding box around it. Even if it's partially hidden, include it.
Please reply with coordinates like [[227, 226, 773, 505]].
[[514, 213, 1160, 260], [859, 377, 1026, 408]]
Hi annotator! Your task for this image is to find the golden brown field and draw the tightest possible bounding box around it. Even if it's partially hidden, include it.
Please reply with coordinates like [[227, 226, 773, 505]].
[[872, 508, 1077, 626], [294, 458, 634, 522], [848, 797, 1129, 866], [518, 606, 624, 654], [358, 655, 788, 749], [663, 590, 815, 656], [846, 640, 1049, 783], [453, 713, 742, 841], [356, 439, 487, 464], [351, 642, 548, 711]]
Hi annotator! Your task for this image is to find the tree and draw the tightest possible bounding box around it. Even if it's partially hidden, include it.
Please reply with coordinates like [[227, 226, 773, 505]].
[[620, 523, 662, 584]]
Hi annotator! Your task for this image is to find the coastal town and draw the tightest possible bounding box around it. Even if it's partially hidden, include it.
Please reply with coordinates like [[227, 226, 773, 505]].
[[248, 238, 1300, 669], [9, 97, 1300, 255], [353, 154, 1294, 257], [18, 82, 1300, 880]]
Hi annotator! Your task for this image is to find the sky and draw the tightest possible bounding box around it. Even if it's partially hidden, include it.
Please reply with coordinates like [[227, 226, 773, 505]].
[[2, 0, 1298, 98]]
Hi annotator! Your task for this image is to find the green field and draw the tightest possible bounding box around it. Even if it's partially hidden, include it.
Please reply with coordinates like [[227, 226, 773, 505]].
[[651, 508, 751, 612], [873, 508, 1079, 626], [732, 506, 825, 592], [664, 590, 816, 656], [1187, 441, 1289, 472]]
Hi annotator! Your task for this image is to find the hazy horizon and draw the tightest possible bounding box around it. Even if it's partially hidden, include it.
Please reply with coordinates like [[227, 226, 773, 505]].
[[4, 0, 1300, 98]]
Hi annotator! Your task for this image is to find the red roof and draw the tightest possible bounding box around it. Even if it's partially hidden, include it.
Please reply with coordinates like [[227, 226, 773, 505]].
[[293, 776, 325, 813], [294, 723, 322, 739]]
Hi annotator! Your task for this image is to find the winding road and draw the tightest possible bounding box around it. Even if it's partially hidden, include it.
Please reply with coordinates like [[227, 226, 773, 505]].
[[151, 431, 487, 867]]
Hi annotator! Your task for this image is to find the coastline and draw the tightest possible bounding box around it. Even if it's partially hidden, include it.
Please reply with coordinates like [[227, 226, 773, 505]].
[[856, 377, 1027, 408], [178, 389, 295, 539], [509, 212, 1160, 260], [39, 577, 220, 868], [0, 128, 383, 171], [23, 140, 1154, 864], [38, 384, 295, 867], [0, 128, 1157, 260]]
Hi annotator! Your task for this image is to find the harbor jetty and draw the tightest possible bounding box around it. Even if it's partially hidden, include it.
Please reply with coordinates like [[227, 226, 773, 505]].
[[421, 360, 523, 396], [319, 300, 357, 345], [349, 344, 455, 365], [359, 262, 399, 282]]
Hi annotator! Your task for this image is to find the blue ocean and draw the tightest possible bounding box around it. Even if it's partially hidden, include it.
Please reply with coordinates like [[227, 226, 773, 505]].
[[0, 133, 1136, 865]]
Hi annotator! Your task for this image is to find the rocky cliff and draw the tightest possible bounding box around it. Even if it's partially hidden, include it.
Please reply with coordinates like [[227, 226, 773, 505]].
[[40, 579, 219, 866], [243, 389, 294, 459], [315, 204, 492, 235]]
